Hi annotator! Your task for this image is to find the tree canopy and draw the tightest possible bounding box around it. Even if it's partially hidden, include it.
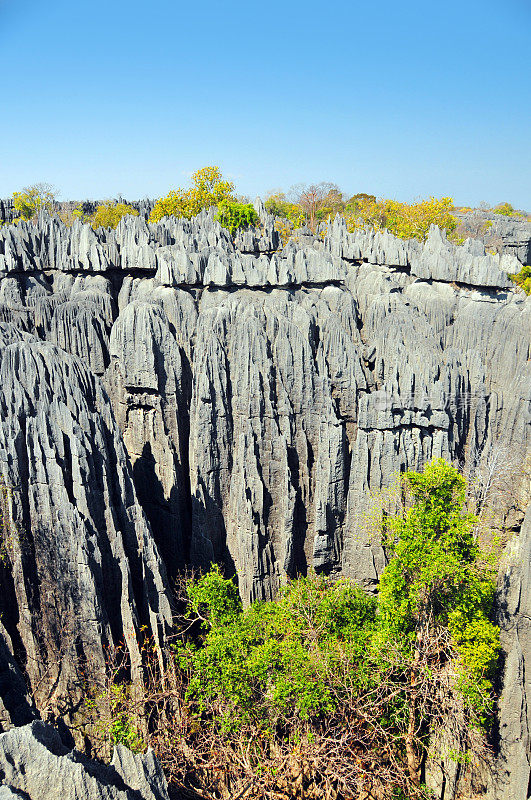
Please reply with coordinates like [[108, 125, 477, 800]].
[[12, 183, 58, 221], [345, 195, 458, 241], [149, 166, 235, 223], [88, 201, 139, 230], [215, 199, 259, 235]]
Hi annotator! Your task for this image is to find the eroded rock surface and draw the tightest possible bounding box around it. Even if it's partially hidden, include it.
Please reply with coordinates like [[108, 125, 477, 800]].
[[0, 329, 172, 727], [0, 721, 169, 799], [492, 504, 531, 800], [456, 209, 531, 266]]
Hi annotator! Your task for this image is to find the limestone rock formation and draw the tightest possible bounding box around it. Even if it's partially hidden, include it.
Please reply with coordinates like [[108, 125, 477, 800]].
[[0, 200, 16, 226], [0, 210, 529, 606], [492, 503, 531, 800], [456, 209, 531, 265], [0, 329, 172, 726], [0, 721, 169, 799], [0, 208, 529, 796]]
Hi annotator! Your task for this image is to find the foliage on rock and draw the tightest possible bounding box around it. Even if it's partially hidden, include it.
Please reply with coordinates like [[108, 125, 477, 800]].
[[509, 263, 531, 294], [492, 202, 525, 218], [265, 192, 306, 228], [345, 195, 458, 242], [82, 459, 499, 799]]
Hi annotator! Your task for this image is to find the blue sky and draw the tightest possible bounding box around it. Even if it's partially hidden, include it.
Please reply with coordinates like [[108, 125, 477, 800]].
[[1, 0, 529, 208]]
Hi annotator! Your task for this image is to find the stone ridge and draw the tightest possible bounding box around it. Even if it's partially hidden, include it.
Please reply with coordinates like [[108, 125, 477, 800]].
[[0, 208, 520, 288], [0, 328, 172, 728]]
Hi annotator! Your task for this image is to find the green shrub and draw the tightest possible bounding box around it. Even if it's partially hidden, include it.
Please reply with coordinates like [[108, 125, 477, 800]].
[[493, 202, 524, 217], [176, 459, 498, 787], [377, 459, 499, 727], [177, 570, 376, 734], [215, 199, 259, 236], [86, 460, 499, 798]]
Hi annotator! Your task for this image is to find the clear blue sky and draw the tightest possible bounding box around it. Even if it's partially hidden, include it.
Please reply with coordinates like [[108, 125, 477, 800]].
[[1, 0, 530, 209]]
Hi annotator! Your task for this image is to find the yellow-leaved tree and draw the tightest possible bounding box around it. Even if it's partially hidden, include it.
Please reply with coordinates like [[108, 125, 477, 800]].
[[88, 202, 139, 230], [345, 195, 458, 242], [12, 183, 58, 221], [149, 166, 235, 223]]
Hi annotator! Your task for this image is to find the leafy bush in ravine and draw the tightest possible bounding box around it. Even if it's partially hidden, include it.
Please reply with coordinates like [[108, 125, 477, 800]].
[[178, 566, 376, 734], [82, 459, 499, 800]]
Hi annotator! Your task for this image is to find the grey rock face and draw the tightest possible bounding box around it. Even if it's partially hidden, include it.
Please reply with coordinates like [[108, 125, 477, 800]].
[[410, 225, 516, 288], [456, 210, 531, 265], [0, 200, 16, 226], [0, 622, 36, 731], [0, 330, 172, 724], [492, 504, 531, 800], [326, 216, 519, 288], [0, 721, 169, 799]]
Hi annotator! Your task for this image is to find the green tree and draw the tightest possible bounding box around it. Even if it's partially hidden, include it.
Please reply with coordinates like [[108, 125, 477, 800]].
[[264, 191, 305, 226], [12, 182, 58, 221], [492, 201, 524, 217], [345, 192, 377, 209], [215, 198, 259, 236], [149, 166, 235, 223]]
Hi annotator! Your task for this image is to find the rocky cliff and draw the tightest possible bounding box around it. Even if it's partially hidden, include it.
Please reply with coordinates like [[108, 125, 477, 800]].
[[456, 210, 531, 265], [0, 206, 529, 796], [0, 721, 170, 799]]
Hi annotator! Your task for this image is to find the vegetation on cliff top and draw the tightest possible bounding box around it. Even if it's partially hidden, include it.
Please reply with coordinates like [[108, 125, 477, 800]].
[[12, 182, 58, 222], [215, 198, 259, 235], [6, 170, 527, 251], [88, 201, 139, 229]]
